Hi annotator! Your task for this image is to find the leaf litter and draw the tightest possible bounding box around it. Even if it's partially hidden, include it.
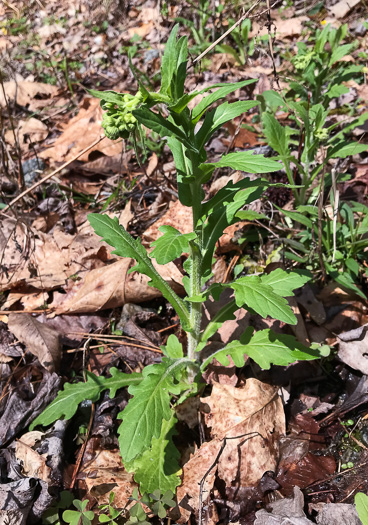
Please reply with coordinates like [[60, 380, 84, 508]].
[[1, 0, 368, 523]]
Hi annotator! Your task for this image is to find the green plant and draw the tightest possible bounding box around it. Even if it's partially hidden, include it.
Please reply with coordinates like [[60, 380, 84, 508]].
[[286, 23, 361, 107], [32, 24, 324, 497], [127, 488, 175, 525], [99, 492, 124, 524], [355, 492, 368, 525], [42, 491, 74, 524], [62, 499, 95, 525], [277, 198, 368, 298]]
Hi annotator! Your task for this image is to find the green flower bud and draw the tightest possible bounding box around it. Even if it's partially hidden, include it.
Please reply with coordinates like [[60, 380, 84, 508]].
[[315, 128, 328, 141], [103, 125, 120, 140]]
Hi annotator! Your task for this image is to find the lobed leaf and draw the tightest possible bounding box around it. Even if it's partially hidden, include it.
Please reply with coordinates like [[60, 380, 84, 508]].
[[260, 268, 310, 297], [88, 214, 190, 331], [30, 368, 142, 429], [118, 358, 194, 462], [150, 226, 197, 265], [201, 328, 321, 371], [230, 275, 297, 324], [127, 414, 181, 493]]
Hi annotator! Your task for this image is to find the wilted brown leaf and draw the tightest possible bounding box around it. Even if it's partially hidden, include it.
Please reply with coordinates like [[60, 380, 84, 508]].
[[202, 379, 285, 486], [15, 431, 52, 483], [8, 313, 61, 372]]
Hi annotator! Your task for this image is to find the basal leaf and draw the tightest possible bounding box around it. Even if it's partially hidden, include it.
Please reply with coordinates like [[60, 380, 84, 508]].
[[150, 226, 197, 264], [88, 214, 190, 330], [128, 414, 181, 493], [260, 268, 310, 297], [196, 101, 259, 147], [30, 369, 142, 429], [201, 328, 321, 371], [118, 358, 194, 462], [210, 151, 281, 173], [229, 275, 297, 324], [235, 210, 267, 221], [191, 80, 257, 123]]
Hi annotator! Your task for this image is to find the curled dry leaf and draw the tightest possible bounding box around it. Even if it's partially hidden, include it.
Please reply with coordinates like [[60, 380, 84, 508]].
[[15, 431, 52, 483], [8, 313, 61, 373], [338, 327, 368, 375], [4, 118, 48, 151], [202, 379, 285, 486]]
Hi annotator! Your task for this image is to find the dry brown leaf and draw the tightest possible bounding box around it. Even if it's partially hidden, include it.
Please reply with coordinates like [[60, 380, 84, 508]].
[[39, 97, 122, 163], [143, 199, 193, 242], [251, 16, 308, 38], [177, 440, 221, 523], [4, 118, 48, 151], [338, 330, 368, 375], [8, 313, 61, 372], [202, 379, 285, 486], [51, 257, 184, 314], [15, 431, 52, 483], [81, 448, 137, 507], [0, 218, 109, 292], [0, 81, 58, 111], [127, 21, 154, 39], [328, 0, 361, 18]]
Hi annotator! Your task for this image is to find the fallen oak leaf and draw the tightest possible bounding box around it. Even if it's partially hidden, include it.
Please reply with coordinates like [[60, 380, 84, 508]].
[[8, 313, 61, 373]]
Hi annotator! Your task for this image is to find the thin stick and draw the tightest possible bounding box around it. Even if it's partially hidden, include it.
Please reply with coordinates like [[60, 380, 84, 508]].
[[2, 135, 106, 213]]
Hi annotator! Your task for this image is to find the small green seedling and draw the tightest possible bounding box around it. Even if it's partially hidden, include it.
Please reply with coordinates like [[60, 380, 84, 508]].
[[62, 499, 95, 525]]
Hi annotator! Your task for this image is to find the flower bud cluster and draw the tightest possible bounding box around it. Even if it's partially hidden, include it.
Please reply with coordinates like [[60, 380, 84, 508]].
[[101, 91, 143, 140]]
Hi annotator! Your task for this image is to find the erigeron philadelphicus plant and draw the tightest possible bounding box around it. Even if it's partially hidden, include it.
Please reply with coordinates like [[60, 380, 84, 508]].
[[32, 25, 326, 495]]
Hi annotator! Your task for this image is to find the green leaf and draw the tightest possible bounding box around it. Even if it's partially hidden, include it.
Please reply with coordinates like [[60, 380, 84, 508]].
[[133, 108, 193, 149], [230, 275, 297, 324], [260, 268, 310, 297], [191, 80, 257, 123], [210, 151, 281, 173], [30, 368, 142, 429], [169, 93, 198, 113], [118, 358, 194, 462], [88, 214, 190, 331], [355, 493, 368, 525], [262, 113, 289, 158], [201, 183, 265, 274], [166, 137, 194, 206], [328, 141, 368, 159], [150, 226, 197, 264], [325, 84, 349, 99], [278, 207, 313, 228], [88, 89, 125, 107], [128, 414, 181, 493], [201, 328, 321, 371], [200, 299, 238, 345], [160, 24, 179, 96], [235, 210, 267, 221], [196, 101, 259, 147], [326, 264, 367, 300], [161, 334, 184, 358], [329, 43, 355, 66]]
